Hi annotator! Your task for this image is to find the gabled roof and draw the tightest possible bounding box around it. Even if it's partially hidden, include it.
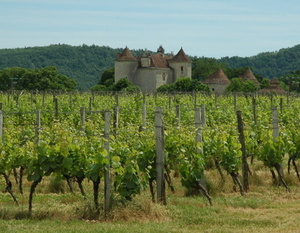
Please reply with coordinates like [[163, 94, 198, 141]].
[[169, 48, 191, 63], [240, 68, 260, 85], [150, 54, 170, 68], [116, 46, 136, 61], [203, 68, 231, 85]]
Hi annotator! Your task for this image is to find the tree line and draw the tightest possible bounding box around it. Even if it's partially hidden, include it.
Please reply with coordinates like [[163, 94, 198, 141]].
[[1, 44, 300, 92], [0, 67, 76, 91]]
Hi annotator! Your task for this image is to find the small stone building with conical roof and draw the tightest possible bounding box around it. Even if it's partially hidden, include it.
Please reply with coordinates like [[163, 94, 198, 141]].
[[203, 68, 231, 94], [115, 46, 192, 92], [259, 78, 286, 95], [239, 68, 260, 87]]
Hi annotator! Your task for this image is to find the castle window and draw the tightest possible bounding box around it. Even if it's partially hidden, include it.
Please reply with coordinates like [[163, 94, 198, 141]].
[[162, 73, 166, 81], [181, 66, 183, 71]]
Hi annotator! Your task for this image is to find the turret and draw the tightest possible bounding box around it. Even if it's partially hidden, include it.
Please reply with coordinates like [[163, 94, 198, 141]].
[[157, 45, 165, 56], [114, 46, 138, 83], [140, 50, 151, 67], [168, 48, 192, 82]]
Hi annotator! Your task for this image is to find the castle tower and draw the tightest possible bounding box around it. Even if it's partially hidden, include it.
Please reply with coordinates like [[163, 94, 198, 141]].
[[114, 46, 138, 83], [168, 48, 192, 82], [140, 50, 151, 67], [203, 68, 231, 94], [157, 45, 165, 56], [239, 68, 260, 86]]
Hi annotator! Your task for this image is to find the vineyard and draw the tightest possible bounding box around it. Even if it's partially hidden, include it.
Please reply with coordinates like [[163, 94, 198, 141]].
[[1, 91, 300, 223]]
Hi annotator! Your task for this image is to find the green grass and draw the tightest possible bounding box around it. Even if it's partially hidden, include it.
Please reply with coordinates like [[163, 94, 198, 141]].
[[1, 170, 300, 233]]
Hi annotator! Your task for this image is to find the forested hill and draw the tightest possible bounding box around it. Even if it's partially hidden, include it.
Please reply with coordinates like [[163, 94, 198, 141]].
[[1, 43, 300, 90], [0, 44, 125, 91], [219, 44, 300, 78]]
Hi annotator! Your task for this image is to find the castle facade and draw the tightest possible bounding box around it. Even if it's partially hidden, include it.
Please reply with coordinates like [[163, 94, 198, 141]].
[[114, 46, 192, 92]]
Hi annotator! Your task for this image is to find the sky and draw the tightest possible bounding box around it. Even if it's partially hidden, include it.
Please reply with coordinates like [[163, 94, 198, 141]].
[[1, 0, 300, 58]]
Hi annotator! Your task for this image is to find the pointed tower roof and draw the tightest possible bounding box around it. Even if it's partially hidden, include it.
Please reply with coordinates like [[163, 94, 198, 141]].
[[203, 68, 231, 84], [240, 68, 260, 85], [259, 78, 286, 94], [157, 45, 165, 55], [116, 46, 136, 61], [169, 48, 191, 62]]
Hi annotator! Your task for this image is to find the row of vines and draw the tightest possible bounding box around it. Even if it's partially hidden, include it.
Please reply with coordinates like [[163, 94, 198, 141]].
[[1, 91, 300, 216]]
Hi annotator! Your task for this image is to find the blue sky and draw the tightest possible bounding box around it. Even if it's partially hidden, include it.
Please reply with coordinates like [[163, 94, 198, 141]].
[[1, 0, 300, 58]]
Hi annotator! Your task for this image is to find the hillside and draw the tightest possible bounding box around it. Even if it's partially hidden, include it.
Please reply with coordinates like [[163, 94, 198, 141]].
[[219, 44, 300, 78], [1, 44, 300, 90], [0, 44, 125, 91]]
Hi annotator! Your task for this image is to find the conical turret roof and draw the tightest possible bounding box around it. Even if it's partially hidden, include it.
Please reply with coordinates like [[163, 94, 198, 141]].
[[116, 46, 136, 61], [169, 48, 191, 62], [259, 78, 286, 94], [240, 68, 260, 85], [203, 68, 231, 84]]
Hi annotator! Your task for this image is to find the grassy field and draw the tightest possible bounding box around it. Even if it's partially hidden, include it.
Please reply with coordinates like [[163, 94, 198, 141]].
[[1, 166, 300, 233]]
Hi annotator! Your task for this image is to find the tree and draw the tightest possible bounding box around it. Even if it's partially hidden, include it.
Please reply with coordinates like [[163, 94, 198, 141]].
[[226, 78, 244, 92], [99, 68, 114, 87], [0, 70, 12, 91], [260, 78, 270, 89], [112, 78, 140, 92], [192, 57, 225, 81], [0, 67, 76, 91], [226, 78, 258, 93], [157, 77, 210, 93]]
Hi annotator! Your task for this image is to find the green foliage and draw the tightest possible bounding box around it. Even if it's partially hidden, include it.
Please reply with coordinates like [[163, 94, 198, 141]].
[[0, 44, 145, 91], [219, 44, 300, 79], [260, 78, 270, 89], [2, 44, 300, 92], [0, 67, 76, 91], [112, 78, 140, 93], [157, 77, 210, 93], [91, 84, 108, 91], [98, 68, 114, 86], [192, 57, 225, 81], [226, 78, 259, 93]]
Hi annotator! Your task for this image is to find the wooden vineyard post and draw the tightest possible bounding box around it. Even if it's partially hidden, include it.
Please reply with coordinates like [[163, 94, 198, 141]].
[[175, 105, 180, 127], [80, 107, 86, 132], [195, 108, 203, 153], [272, 107, 290, 191], [214, 93, 218, 106], [279, 98, 283, 113], [141, 101, 147, 131], [54, 97, 59, 120], [113, 105, 119, 136], [195, 108, 212, 205], [272, 107, 279, 139], [236, 110, 249, 192], [201, 104, 206, 126], [155, 107, 166, 205], [35, 110, 41, 144], [89, 97, 92, 112], [115, 94, 119, 106], [104, 111, 111, 214]]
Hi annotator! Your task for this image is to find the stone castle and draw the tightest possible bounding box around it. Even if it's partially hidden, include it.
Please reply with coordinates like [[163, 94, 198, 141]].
[[114, 46, 192, 92], [114, 46, 262, 94]]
